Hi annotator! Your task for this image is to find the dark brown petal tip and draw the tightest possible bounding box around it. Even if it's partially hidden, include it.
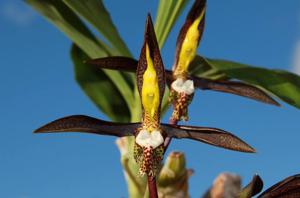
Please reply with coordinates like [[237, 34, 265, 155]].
[[192, 76, 280, 106], [240, 174, 264, 198], [34, 115, 139, 137], [86, 56, 138, 72], [161, 124, 255, 153], [258, 174, 300, 198], [173, 0, 206, 73]]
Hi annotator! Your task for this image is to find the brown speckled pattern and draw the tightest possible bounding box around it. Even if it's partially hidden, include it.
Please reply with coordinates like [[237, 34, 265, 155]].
[[134, 144, 164, 177], [169, 89, 194, 122]]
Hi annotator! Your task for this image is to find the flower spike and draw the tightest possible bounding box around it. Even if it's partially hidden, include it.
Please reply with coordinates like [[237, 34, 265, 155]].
[[34, 13, 256, 183], [34, 115, 139, 137]]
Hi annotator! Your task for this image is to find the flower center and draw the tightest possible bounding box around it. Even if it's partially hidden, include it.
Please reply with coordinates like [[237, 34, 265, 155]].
[[171, 78, 195, 95], [135, 129, 164, 149]]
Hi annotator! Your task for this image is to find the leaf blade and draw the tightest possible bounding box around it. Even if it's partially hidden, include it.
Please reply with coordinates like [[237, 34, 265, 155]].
[[26, 0, 109, 58], [63, 0, 131, 56], [71, 44, 131, 122], [26, 0, 135, 117], [155, 0, 190, 48]]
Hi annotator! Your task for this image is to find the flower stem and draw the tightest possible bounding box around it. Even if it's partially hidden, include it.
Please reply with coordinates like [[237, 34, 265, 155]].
[[148, 176, 158, 198]]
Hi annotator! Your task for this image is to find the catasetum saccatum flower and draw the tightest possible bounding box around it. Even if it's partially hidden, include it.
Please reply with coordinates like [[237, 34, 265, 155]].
[[87, 0, 279, 122], [34, 14, 255, 177]]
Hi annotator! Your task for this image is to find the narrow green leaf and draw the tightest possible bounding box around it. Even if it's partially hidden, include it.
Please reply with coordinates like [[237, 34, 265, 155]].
[[71, 44, 131, 122], [189, 56, 227, 80], [155, 0, 190, 48], [26, 0, 109, 58], [194, 56, 300, 109], [26, 0, 135, 116], [63, 0, 131, 56]]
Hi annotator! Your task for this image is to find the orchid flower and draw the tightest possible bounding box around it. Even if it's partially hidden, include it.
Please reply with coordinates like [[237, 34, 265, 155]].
[[87, 0, 279, 122], [34, 15, 255, 178]]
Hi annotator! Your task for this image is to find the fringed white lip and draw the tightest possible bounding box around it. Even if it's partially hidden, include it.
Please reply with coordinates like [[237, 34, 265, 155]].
[[136, 130, 164, 149], [171, 78, 195, 95]]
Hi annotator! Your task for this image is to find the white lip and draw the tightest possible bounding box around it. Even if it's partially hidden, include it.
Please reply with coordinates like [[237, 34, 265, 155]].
[[135, 130, 164, 149], [171, 78, 195, 95]]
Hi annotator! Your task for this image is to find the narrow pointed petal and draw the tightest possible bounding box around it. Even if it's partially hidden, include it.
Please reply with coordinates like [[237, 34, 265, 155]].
[[161, 124, 255, 153], [137, 14, 165, 100], [34, 115, 139, 137], [239, 174, 263, 198], [137, 14, 165, 122], [192, 76, 280, 106], [86, 56, 138, 72], [173, 0, 206, 76], [258, 174, 300, 198]]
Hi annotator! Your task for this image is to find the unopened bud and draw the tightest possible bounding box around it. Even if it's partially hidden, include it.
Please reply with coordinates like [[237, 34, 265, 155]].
[[158, 151, 187, 186], [210, 173, 241, 198]]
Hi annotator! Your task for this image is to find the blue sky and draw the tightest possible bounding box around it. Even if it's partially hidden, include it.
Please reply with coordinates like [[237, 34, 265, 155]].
[[1, 0, 300, 197]]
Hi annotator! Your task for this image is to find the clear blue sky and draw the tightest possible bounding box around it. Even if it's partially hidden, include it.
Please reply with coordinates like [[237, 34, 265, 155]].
[[1, 0, 300, 197]]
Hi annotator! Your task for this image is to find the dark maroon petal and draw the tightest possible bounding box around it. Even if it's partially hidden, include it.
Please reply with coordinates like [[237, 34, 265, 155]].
[[86, 56, 138, 72], [240, 174, 264, 198], [34, 115, 139, 137], [258, 174, 300, 198], [161, 123, 255, 153], [191, 75, 280, 106]]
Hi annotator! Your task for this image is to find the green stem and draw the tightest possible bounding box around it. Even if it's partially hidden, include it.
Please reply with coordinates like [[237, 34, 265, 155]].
[[122, 157, 143, 195]]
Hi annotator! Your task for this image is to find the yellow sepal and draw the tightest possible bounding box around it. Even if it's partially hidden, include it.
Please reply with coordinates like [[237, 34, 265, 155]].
[[141, 44, 160, 120], [176, 9, 205, 76]]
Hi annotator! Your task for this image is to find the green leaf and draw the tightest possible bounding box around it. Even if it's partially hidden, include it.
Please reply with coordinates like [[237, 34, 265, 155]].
[[26, 0, 110, 58], [155, 0, 190, 48], [194, 56, 300, 109], [26, 0, 135, 117], [189, 56, 227, 80], [71, 44, 131, 122], [63, 0, 131, 56]]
